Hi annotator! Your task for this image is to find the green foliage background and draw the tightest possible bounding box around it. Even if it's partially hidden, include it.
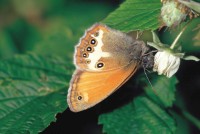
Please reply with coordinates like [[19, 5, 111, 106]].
[[0, 0, 200, 134]]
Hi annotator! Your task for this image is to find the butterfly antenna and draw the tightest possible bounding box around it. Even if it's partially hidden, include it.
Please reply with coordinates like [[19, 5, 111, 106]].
[[164, 26, 168, 32], [141, 51, 158, 95], [142, 50, 158, 57], [142, 65, 158, 95]]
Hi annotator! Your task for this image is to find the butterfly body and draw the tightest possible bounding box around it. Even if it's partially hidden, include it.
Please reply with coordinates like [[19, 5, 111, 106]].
[[67, 24, 148, 112]]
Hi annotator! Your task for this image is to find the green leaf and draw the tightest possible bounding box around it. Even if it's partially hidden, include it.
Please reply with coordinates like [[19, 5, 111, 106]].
[[0, 54, 74, 133], [171, 112, 190, 134], [143, 75, 178, 108], [172, 91, 199, 134], [99, 95, 176, 134], [102, 0, 161, 32]]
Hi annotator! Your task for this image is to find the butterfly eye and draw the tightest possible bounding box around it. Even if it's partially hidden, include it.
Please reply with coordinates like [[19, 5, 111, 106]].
[[90, 38, 97, 45], [96, 62, 104, 68], [82, 53, 88, 58]]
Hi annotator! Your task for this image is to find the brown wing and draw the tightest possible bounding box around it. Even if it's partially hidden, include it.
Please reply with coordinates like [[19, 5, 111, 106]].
[[67, 62, 139, 112]]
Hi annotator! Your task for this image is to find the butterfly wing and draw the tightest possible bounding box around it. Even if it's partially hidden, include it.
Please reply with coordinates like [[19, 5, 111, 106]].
[[68, 24, 148, 112], [67, 62, 139, 112], [75, 24, 146, 72]]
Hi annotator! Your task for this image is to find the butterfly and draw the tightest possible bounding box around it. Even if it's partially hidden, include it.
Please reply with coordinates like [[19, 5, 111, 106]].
[[67, 24, 150, 112]]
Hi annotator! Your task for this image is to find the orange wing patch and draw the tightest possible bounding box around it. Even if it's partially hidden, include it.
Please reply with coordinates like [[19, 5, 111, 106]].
[[67, 62, 139, 112]]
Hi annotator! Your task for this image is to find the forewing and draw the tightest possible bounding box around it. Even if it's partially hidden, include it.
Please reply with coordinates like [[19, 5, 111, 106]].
[[75, 24, 143, 72]]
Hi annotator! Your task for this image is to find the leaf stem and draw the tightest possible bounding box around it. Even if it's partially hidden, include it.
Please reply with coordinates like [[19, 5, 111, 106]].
[[182, 110, 200, 130], [170, 22, 190, 49], [172, 105, 200, 130]]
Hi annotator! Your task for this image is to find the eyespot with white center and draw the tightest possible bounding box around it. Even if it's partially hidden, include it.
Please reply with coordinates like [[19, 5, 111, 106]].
[[90, 38, 97, 45], [96, 62, 104, 68], [82, 53, 88, 58], [77, 96, 82, 101], [86, 46, 93, 52]]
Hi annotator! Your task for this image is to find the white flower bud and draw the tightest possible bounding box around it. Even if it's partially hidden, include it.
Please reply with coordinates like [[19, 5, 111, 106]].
[[161, 0, 187, 27], [148, 29, 199, 78], [153, 51, 180, 78]]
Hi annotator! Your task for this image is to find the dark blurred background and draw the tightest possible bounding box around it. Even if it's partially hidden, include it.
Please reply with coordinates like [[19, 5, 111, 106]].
[[0, 0, 121, 59], [1, 0, 200, 134]]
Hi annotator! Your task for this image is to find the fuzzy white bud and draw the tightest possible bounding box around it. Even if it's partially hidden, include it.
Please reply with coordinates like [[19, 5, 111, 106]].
[[161, 0, 187, 27]]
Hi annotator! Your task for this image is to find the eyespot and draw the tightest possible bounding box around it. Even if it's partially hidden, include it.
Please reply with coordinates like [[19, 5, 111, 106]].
[[86, 59, 91, 64], [86, 46, 93, 52], [94, 32, 99, 37], [82, 53, 88, 58], [96, 62, 104, 68], [90, 38, 97, 45], [78, 96, 82, 100]]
